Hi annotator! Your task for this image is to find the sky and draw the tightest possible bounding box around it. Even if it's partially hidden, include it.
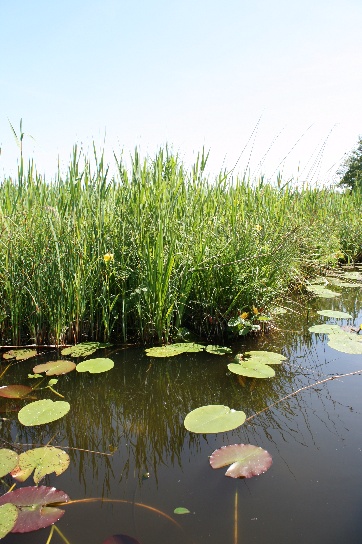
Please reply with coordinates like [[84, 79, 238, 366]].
[[1, 0, 362, 185]]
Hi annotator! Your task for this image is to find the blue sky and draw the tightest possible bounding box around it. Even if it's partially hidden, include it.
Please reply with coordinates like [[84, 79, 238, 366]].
[[1, 0, 362, 184]]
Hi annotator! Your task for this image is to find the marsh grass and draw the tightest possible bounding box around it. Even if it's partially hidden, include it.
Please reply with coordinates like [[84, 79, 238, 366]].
[[0, 146, 360, 345]]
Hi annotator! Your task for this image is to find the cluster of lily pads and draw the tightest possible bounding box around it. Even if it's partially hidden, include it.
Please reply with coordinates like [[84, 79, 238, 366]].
[[0, 342, 115, 539]]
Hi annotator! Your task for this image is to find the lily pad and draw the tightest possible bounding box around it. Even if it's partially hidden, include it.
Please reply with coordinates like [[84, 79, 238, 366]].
[[209, 443, 272, 478], [342, 271, 362, 280], [316, 310, 353, 319], [0, 486, 69, 532], [306, 285, 341, 298], [327, 334, 362, 354], [102, 536, 141, 544], [174, 507, 190, 514], [228, 361, 275, 378], [0, 385, 32, 399], [76, 357, 114, 374], [61, 342, 111, 357], [184, 405, 246, 433], [242, 351, 286, 365], [11, 446, 70, 484], [0, 503, 18, 538], [271, 307, 287, 314], [308, 324, 343, 334], [0, 449, 19, 477], [205, 345, 232, 355], [18, 399, 70, 426], [145, 343, 204, 358], [2, 349, 37, 361], [33, 360, 76, 376]]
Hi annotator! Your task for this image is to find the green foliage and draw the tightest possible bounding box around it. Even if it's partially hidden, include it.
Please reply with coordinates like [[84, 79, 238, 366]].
[[0, 146, 361, 345], [338, 136, 362, 191]]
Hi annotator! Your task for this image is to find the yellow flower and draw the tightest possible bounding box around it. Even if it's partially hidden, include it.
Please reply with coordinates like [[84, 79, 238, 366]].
[[255, 224, 262, 231], [103, 252, 114, 263], [240, 312, 249, 320], [252, 306, 259, 315]]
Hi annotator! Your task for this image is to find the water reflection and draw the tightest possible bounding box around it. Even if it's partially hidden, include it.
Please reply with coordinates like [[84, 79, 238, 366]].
[[1, 282, 362, 543]]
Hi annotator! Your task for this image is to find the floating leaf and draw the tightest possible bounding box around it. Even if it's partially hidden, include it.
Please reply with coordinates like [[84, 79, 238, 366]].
[[18, 399, 70, 426], [308, 324, 343, 334], [241, 351, 286, 365], [145, 343, 204, 358], [327, 278, 361, 287], [209, 443, 272, 479], [0, 503, 18, 538], [0, 385, 32, 399], [228, 361, 275, 378], [61, 342, 111, 358], [205, 345, 232, 355], [342, 271, 362, 280], [0, 486, 69, 532], [271, 307, 287, 314], [76, 358, 114, 374], [33, 360, 76, 376], [102, 535, 141, 544], [11, 446, 70, 484], [306, 286, 341, 298], [3, 349, 37, 361], [174, 507, 190, 514], [0, 449, 18, 477], [316, 310, 353, 319], [327, 334, 362, 354], [184, 405, 246, 433]]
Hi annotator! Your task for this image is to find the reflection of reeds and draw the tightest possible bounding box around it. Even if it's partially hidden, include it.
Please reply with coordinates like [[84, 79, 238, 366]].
[[0, 146, 361, 345]]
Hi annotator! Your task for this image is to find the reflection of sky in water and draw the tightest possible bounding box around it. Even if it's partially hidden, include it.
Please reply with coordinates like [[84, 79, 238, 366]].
[[2, 280, 362, 543]]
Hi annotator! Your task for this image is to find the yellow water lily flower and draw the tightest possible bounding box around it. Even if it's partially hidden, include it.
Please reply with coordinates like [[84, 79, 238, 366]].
[[103, 252, 114, 263], [240, 312, 249, 320]]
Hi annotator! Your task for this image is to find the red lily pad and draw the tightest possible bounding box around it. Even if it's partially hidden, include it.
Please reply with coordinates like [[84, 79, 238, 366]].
[[209, 443, 272, 479], [0, 385, 32, 399], [0, 486, 69, 533], [102, 535, 141, 544], [32, 360, 76, 376]]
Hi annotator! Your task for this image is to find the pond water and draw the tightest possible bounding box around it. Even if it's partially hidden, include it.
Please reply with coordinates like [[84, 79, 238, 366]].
[[1, 277, 362, 544]]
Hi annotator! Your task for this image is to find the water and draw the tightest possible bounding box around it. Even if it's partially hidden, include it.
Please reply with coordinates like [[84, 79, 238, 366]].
[[1, 283, 362, 544]]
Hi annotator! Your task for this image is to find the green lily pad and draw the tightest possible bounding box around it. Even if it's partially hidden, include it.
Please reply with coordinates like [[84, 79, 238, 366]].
[[145, 343, 204, 358], [316, 310, 353, 319], [306, 285, 341, 298], [11, 446, 70, 484], [308, 324, 343, 334], [242, 351, 286, 365], [205, 345, 232, 355], [209, 443, 272, 478], [327, 334, 362, 354], [0, 503, 18, 538], [228, 361, 275, 378], [342, 271, 362, 280], [174, 507, 190, 515], [0, 385, 32, 399], [18, 399, 70, 426], [2, 349, 37, 361], [184, 405, 246, 433], [76, 358, 114, 374], [271, 307, 288, 314], [0, 449, 19, 477], [61, 342, 111, 357], [33, 360, 76, 376]]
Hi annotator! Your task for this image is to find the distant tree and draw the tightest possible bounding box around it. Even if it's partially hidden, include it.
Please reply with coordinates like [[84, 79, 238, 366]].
[[338, 136, 362, 191]]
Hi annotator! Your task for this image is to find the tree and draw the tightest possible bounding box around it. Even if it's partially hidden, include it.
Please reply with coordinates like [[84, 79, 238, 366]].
[[338, 136, 362, 191]]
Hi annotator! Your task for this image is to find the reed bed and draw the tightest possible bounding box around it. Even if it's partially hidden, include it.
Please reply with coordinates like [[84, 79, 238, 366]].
[[0, 146, 360, 345]]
